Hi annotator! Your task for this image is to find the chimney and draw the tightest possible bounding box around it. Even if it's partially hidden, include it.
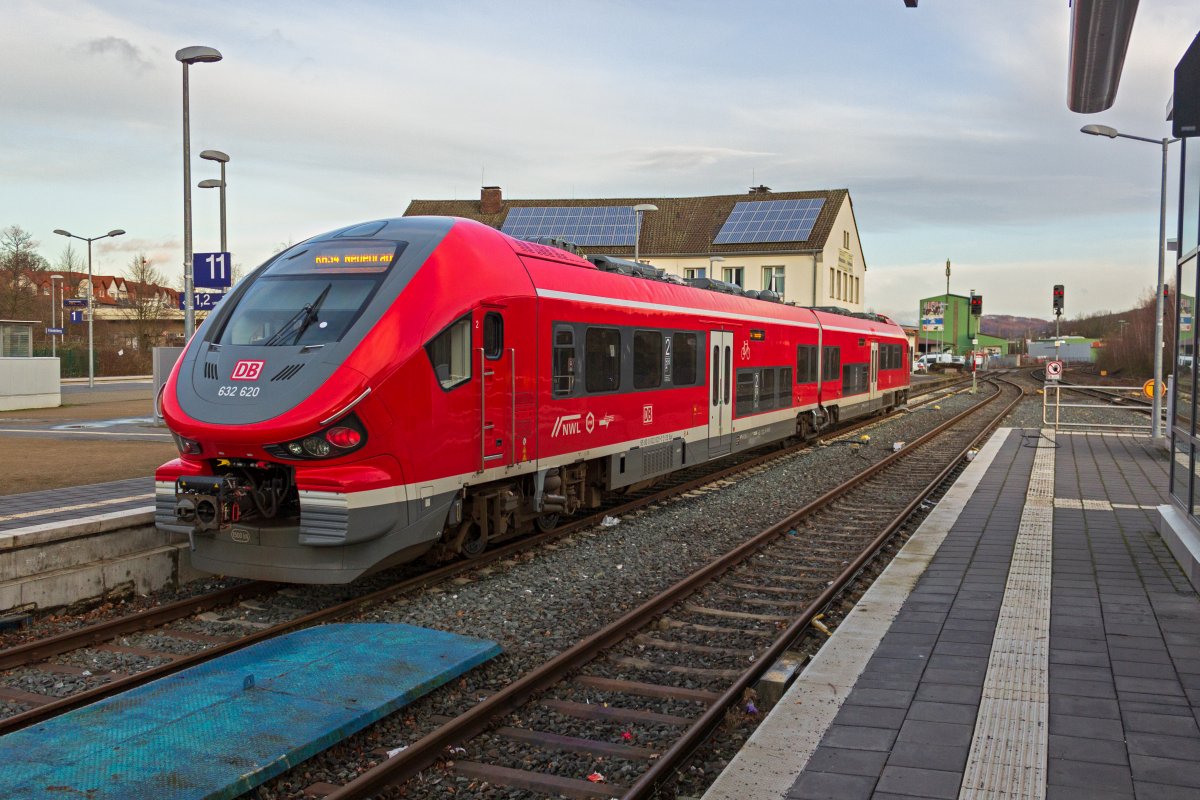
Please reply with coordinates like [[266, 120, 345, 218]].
[[748, 185, 772, 195], [481, 186, 503, 214]]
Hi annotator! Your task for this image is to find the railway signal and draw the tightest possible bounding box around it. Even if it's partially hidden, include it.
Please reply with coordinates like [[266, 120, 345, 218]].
[[970, 294, 983, 316], [1053, 284, 1064, 316]]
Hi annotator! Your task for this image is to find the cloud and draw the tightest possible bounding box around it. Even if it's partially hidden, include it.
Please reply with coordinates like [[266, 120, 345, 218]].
[[76, 36, 151, 73], [624, 146, 775, 172]]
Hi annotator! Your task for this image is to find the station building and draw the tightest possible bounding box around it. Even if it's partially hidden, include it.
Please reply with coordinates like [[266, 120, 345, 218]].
[[916, 292, 1008, 356], [404, 186, 868, 310]]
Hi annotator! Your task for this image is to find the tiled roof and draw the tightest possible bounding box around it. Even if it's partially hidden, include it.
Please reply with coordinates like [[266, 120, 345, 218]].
[[403, 189, 850, 258]]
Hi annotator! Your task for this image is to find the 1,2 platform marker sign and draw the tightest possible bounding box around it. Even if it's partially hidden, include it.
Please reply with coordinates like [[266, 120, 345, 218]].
[[193, 252, 232, 289]]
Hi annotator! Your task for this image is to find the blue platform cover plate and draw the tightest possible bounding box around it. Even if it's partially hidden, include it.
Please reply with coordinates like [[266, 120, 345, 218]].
[[0, 623, 500, 800]]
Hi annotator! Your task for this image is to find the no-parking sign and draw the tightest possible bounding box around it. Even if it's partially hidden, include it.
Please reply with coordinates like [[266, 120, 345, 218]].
[[1046, 360, 1063, 380]]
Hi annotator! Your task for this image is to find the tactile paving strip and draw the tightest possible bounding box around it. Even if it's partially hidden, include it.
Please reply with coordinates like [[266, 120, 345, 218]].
[[959, 429, 1056, 800]]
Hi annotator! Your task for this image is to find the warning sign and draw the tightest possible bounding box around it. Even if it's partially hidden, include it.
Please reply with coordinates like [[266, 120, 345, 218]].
[[1046, 360, 1063, 379]]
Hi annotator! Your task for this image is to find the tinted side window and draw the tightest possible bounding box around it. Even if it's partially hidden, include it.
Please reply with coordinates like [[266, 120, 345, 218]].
[[483, 312, 503, 359], [634, 330, 662, 389], [735, 370, 758, 417], [779, 368, 793, 405], [673, 333, 697, 386], [822, 346, 841, 382], [552, 327, 576, 397], [843, 363, 869, 395], [426, 315, 472, 390], [585, 327, 621, 393], [797, 345, 818, 382]]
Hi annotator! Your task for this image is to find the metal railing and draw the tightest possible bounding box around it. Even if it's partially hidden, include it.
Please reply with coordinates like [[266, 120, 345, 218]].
[[1042, 381, 1155, 434]]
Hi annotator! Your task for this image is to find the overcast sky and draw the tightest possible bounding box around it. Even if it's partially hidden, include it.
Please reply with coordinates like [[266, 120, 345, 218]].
[[2, 1, 1198, 324]]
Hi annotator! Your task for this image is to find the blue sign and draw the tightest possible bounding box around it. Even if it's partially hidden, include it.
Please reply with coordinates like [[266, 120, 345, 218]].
[[194, 251, 232, 289], [45, 327, 64, 336], [69, 311, 83, 324], [179, 291, 225, 311], [63, 298, 87, 308]]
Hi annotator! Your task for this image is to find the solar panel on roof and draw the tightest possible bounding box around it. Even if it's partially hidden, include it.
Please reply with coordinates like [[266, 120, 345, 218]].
[[713, 198, 826, 245], [501, 206, 638, 245]]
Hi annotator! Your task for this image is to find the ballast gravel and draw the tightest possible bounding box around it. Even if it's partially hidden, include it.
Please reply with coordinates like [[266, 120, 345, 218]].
[[250, 384, 992, 799]]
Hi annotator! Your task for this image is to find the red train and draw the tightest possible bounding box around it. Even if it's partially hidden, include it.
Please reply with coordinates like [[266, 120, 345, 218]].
[[156, 217, 910, 583]]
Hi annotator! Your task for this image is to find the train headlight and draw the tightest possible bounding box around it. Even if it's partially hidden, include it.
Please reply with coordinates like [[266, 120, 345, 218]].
[[302, 436, 332, 457], [172, 433, 203, 456], [266, 413, 368, 461]]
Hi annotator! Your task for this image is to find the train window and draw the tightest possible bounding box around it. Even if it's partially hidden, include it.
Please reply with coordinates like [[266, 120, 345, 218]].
[[843, 363, 869, 395], [674, 333, 697, 386], [761, 369, 777, 411], [796, 345, 818, 383], [634, 330, 662, 389], [426, 314, 472, 390], [822, 346, 840, 382], [712, 346, 719, 406], [552, 327, 575, 397], [585, 327, 621, 393], [779, 368, 793, 405], [483, 313, 503, 360], [735, 370, 759, 417], [723, 346, 731, 405]]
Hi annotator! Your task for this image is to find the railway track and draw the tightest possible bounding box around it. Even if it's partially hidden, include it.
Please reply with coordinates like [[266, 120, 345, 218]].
[[0, 376, 970, 735], [317, 376, 1022, 800]]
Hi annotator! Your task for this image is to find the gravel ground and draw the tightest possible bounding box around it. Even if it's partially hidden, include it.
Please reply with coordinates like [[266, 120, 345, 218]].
[[246, 383, 993, 799]]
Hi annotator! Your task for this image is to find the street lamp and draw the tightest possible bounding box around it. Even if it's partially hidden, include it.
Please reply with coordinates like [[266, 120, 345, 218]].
[[1080, 123, 1180, 442], [199, 149, 230, 253], [633, 204, 657, 263], [52, 228, 125, 388], [49, 274, 63, 358], [708, 255, 725, 282], [177, 45, 223, 342], [943, 258, 951, 354]]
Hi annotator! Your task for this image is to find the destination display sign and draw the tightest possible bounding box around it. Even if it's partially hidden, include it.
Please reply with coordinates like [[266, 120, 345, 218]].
[[274, 241, 403, 276]]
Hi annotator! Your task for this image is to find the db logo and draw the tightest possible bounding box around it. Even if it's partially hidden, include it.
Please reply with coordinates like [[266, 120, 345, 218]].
[[231, 360, 265, 381]]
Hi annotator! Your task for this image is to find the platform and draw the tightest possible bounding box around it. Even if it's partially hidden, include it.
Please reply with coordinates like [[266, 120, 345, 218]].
[[0, 623, 501, 800], [705, 428, 1200, 800]]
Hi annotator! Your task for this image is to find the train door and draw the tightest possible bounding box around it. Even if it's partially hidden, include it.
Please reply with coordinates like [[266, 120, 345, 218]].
[[869, 341, 880, 401], [708, 331, 733, 456], [478, 307, 514, 472]]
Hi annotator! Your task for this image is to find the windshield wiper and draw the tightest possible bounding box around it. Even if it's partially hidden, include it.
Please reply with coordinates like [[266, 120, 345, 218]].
[[263, 283, 332, 346]]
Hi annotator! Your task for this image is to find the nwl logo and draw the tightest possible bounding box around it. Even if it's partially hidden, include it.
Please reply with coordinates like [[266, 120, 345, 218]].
[[551, 414, 582, 437], [231, 360, 265, 381]]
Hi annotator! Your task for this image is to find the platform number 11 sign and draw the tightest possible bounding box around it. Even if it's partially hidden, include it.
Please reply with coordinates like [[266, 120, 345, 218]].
[[193, 252, 232, 289]]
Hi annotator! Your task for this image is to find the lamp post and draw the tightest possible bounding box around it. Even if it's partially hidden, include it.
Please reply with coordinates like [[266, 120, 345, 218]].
[[49, 274, 63, 358], [633, 204, 657, 263], [708, 255, 725, 282], [943, 258, 951, 354], [1081, 124, 1180, 442], [177, 45, 223, 342], [52, 228, 125, 388], [199, 149, 229, 252]]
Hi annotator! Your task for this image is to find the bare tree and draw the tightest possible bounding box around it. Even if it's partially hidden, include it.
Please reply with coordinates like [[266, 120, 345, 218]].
[[121, 253, 170, 352], [55, 242, 85, 276], [0, 225, 48, 319]]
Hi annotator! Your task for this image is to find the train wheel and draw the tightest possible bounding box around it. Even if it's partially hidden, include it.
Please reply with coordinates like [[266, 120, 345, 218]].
[[460, 525, 488, 558], [535, 512, 561, 532]]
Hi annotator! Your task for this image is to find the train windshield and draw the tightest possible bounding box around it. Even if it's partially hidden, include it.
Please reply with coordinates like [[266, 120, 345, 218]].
[[215, 240, 405, 347]]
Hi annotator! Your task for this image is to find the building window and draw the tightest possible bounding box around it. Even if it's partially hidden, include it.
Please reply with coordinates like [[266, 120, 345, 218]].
[[829, 267, 835, 298], [633, 330, 663, 389], [685, 268, 706, 280], [722, 266, 744, 287], [843, 230, 850, 249], [763, 266, 785, 298], [585, 327, 621, 393]]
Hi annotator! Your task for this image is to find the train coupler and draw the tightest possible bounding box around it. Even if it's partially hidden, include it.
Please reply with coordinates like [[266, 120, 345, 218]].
[[175, 475, 253, 533]]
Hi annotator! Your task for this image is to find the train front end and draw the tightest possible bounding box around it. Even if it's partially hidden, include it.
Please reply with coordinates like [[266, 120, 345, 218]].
[[156, 217, 453, 583]]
